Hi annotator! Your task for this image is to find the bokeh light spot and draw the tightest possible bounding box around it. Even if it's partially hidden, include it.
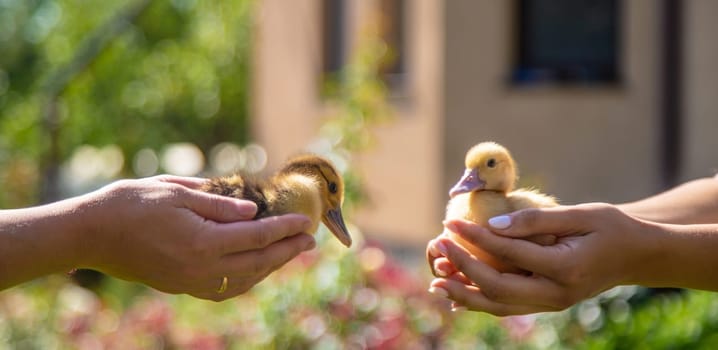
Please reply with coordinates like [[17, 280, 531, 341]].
[[240, 143, 267, 173], [210, 142, 242, 175], [161, 143, 205, 176], [133, 148, 160, 177], [359, 246, 385, 272]]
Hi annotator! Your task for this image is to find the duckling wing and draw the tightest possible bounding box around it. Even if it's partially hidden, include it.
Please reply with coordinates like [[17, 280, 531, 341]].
[[507, 188, 558, 210], [201, 174, 270, 219], [506, 188, 559, 245], [446, 192, 513, 226]]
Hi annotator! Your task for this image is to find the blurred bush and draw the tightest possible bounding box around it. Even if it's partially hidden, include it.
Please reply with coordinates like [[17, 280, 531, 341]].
[[0, 0, 254, 205], [4, 244, 718, 349]]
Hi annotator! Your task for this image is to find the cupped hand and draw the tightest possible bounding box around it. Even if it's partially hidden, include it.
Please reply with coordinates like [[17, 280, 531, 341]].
[[79, 175, 316, 301], [427, 203, 661, 315]]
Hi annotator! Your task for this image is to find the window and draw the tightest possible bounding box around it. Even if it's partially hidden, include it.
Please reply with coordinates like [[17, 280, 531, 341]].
[[321, 0, 346, 78], [320, 0, 406, 95], [378, 0, 406, 91], [513, 0, 620, 85]]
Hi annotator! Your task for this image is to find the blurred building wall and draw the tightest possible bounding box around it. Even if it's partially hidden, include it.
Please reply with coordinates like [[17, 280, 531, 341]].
[[252, 0, 324, 168], [252, 0, 444, 245], [351, 0, 444, 245], [682, 0, 718, 181], [253, 0, 718, 246]]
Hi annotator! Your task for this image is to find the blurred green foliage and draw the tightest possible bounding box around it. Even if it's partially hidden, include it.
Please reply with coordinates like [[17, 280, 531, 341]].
[[0, 0, 254, 206]]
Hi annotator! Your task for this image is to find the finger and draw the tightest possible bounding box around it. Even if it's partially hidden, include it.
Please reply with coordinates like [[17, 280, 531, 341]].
[[441, 221, 566, 284], [194, 273, 267, 302], [482, 205, 593, 238], [430, 279, 558, 316], [259, 233, 316, 273], [220, 233, 315, 278], [525, 234, 558, 246], [433, 257, 457, 278], [428, 231, 450, 258], [182, 189, 258, 222], [153, 175, 208, 189], [438, 237, 566, 308], [210, 214, 312, 255], [446, 271, 474, 285], [217, 275, 266, 301], [426, 236, 446, 275]]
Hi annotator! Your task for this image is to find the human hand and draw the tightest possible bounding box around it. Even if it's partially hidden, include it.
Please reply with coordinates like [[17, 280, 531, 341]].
[[426, 225, 556, 279], [427, 203, 660, 315], [77, 175, 316, 301]]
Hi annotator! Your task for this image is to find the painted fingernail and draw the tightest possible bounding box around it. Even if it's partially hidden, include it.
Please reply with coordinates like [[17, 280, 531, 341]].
[[488, 215, 512, 229], [428, 286, 448, 298]]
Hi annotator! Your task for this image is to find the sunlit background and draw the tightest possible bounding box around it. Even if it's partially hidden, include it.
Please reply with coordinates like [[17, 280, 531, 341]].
[[2, 0, 718, 348]]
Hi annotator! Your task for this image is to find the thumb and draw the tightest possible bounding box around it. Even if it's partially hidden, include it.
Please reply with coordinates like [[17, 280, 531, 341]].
[[486, 206, 587, 238], [183, 189, 258, 222]]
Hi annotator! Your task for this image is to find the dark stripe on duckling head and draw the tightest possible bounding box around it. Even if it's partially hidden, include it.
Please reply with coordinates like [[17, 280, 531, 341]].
[[280, 155, 338, 181], [313, 164, 331, 185]]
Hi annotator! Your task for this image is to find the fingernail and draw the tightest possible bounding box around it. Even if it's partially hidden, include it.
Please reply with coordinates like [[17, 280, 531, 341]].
[[451, 306, 467, 312], [428, 241, 440, 258], [428, 286, 448, 298], [304, 238, 316, 251], [238, 202, 258, 217], [443, 220, 458, 233], [301, 218, 312, 232], [433, 261, 449, 277], [488, 215, 512, 229], [436, 241, 448, 256]]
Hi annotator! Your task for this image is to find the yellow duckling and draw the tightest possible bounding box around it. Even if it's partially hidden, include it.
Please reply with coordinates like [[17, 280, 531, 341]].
[[445, 142, 557, 273], [202, 154, 352, 247]]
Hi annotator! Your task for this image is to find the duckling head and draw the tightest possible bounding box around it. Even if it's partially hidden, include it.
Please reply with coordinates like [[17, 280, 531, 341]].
[[449, 142, 517, 198], [279, 155, 352, 247]]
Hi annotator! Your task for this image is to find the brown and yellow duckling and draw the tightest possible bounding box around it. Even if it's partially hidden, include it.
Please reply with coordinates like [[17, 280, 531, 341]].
[[445, 142, 557, 273], [202, 154, 352, 247]]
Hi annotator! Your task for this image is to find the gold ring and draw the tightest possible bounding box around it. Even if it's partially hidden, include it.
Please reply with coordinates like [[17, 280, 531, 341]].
[[217, 276, 228, 294]]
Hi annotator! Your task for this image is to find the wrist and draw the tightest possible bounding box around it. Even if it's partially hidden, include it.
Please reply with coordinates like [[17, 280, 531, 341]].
[[644, 223, 718, 290], [625, 221, 714, 289], [50, 192, 101, 270], [67, 185, 124, 269], [618, 218, 668, 287]]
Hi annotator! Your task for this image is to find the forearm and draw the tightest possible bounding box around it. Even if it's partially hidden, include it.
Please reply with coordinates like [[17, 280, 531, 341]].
[[617, 176, 718, 224], [633, 222, 718, 291], [0, 196, 91, 290]]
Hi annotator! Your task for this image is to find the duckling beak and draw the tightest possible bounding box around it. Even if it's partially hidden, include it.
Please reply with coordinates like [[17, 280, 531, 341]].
[[449, 168, 485, 198], [323, 208, 352, 247]]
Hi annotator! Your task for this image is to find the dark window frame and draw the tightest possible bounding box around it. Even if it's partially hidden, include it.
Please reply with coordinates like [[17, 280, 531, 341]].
[[320, 0, 407, 97], [378, 0, 407, 92], [321, 0, 346, 78], [512, 0, 622, 86]]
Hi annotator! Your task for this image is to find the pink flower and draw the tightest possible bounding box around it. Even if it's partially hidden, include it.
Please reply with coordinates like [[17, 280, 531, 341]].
[[501, 314, 537, 341]]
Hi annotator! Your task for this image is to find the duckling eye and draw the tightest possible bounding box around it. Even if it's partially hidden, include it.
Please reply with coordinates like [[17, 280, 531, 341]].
[[328, 182, 338, 194], [487, 158, 496, 168]]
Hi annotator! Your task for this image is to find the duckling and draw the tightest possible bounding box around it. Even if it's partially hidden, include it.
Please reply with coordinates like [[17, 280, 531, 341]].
[[201, 154, 352, 247], [445, 142, 557, 273]]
